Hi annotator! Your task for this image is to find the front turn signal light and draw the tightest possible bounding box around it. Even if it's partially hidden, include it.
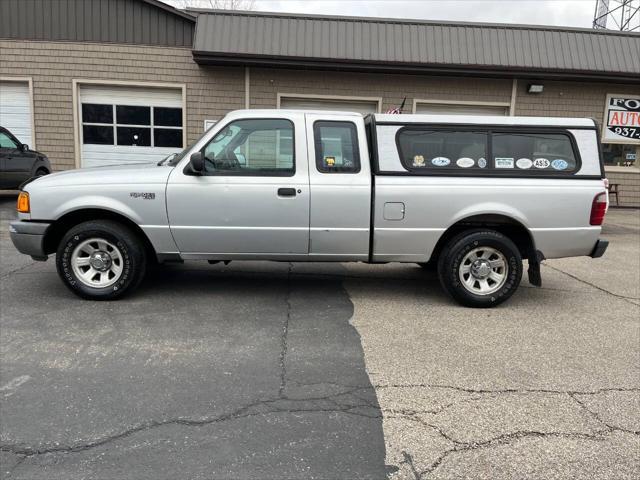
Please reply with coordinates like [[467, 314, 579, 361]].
[[17, 192, 30, 213]]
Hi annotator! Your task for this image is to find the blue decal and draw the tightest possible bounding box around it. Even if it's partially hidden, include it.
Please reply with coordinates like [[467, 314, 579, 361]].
[[551, 159, 569, 171], [431, 157, 451, 167]]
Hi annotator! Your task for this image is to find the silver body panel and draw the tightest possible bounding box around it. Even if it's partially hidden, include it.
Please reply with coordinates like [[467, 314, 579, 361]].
[[15, 110, 606, 265]]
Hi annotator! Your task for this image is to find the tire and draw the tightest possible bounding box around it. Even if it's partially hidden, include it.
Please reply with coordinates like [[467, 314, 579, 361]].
[[56, 220, 147, 300], [35, 168, 49, 177], [437, 229, 522, 308]]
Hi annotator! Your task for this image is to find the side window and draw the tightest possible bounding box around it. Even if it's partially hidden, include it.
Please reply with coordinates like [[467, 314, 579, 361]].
[[397, 129, 488, 170], [492, 132, 577, 173], [0, 132, 19, 149], [314, 121, 361, 173], [202, 119, 294, 176]]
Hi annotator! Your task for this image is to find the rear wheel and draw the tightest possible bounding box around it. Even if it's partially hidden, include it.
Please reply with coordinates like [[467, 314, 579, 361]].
[[437, 230, 522, 308], [34, 168, 49, 177], [56, 220, 146, 300]]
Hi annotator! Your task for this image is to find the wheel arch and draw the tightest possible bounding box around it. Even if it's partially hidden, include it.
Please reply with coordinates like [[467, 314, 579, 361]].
[[43, 208, 156, 260], [429, 213, 539, 264]]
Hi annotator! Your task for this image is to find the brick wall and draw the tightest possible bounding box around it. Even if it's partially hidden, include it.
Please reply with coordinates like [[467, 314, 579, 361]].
[[514, 80, 639, 120], [605, 168, 640, 208], [0, 39, 244, 170]]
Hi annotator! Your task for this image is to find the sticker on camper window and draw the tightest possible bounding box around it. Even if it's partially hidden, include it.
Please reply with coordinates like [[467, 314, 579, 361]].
[[431, 157, 451, 167], [533, 158, 550, 169], [516, 158, 533, 169], [324, 156, 336, 168], [456, 157, 475, 168], [413, 155, 426, 167], [495, 157, 515, 169], [477, 158, 487, 168], [551, 159, 569, 171]]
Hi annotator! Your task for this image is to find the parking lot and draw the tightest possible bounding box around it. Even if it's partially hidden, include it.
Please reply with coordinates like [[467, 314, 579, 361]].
[[1, 193, 638, 479]]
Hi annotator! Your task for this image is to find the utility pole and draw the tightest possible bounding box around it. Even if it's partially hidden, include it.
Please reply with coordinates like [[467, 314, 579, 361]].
[[593, 0, 640, 31]]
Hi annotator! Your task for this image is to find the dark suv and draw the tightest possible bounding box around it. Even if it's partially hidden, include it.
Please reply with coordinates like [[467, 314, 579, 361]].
[[0, 127, 51, 189]]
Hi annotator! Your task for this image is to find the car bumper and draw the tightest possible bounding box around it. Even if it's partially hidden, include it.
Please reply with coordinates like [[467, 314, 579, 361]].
[[589, 239, 609, 258], [9, 221, 50, 260]]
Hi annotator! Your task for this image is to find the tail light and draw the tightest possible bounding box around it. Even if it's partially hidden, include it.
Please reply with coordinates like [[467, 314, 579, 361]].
[[590, 192, 607, 226]]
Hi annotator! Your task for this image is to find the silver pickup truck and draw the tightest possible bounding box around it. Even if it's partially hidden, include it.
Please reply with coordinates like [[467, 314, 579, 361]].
[[10, 109, 609, 307]]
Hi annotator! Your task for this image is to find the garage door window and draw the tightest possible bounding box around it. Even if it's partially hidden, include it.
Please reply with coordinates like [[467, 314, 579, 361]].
[[82, 103, 183, 148]]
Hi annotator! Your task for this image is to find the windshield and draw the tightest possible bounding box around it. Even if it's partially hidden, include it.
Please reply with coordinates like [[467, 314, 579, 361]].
[[160, 126, 219, 166]]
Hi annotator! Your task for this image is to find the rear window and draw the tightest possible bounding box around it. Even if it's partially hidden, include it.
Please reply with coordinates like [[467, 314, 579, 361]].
[[396, 128, 579, 174]]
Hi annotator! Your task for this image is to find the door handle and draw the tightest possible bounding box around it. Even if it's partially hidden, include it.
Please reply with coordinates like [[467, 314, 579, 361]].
[[277, 187, 296, 197]]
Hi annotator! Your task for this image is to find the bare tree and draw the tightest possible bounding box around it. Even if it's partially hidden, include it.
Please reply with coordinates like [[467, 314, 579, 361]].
[[164, 0, 255, 10]]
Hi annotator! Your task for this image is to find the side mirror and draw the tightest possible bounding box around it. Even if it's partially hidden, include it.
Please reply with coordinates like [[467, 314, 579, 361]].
[[190, 152, 204, 174], [20, 144, 29, 152]]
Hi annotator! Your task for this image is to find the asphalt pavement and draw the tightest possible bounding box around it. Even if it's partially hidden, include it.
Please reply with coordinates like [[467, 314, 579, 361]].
[[0, 193, 638, 479]]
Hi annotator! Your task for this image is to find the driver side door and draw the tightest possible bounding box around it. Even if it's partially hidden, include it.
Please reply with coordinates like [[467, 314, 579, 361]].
[[166, 115, 310, 258]]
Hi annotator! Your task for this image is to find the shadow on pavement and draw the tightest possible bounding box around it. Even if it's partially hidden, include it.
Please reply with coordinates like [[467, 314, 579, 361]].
[[1, 264, 387, 479]]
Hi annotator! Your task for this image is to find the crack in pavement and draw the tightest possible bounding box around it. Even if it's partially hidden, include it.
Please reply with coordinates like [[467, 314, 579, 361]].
[[543, 263, 640, 304], [378, 384, 640, 479], [0, 388, 379, 460], [374, 383, 640, 396], [569, 392, 640, 435], [417, 429, 625, 479]]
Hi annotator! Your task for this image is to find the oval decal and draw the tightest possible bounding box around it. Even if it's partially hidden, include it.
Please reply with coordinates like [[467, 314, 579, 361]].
[[431, 156, 451, 167], [551, 159, 569, 171], [533, 158, 551, 169], [516, 158, 533, 169], [456, 157, 475, 168], [477, 158, 487, 168]]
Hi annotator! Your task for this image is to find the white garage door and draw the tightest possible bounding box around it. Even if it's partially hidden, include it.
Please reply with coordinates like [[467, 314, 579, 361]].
[[0, 81, 33, 145], [280, 97, 378, 115], [79, 85, 184, 168], [415, 102, 509, 116]]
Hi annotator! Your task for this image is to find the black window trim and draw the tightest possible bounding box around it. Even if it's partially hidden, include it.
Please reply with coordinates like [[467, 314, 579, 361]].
[[186, 117, 297, 177], [394, 124, 583, 178], [313, 119, 362, 174], [81, 103, 184, 148]]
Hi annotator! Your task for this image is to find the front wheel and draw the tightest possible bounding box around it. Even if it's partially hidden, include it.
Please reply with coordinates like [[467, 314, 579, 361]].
[[437, 230, 522, 308], [56, 220, 147, 300]]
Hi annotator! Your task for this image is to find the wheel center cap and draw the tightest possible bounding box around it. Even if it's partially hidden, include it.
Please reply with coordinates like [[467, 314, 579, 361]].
[[90, 251, 112, 271], [471, 260, 491, 279]]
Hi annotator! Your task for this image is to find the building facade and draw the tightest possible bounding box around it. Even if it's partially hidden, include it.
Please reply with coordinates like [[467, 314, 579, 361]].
[[1, 0, 639, 205]]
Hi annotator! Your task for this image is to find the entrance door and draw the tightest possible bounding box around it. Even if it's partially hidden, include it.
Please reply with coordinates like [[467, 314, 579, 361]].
[[166, 114, 310, 258]]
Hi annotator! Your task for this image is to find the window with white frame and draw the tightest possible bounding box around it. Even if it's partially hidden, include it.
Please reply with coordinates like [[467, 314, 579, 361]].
[[81, 103, 183, 148]]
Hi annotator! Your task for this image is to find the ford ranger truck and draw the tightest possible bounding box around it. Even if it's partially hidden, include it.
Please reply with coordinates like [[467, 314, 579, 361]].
[[10, 110, 609, 307]]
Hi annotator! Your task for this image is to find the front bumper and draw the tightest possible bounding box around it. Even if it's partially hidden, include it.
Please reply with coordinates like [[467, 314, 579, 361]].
[[589, 238, 609, 258], [9, 221, 51, 260]]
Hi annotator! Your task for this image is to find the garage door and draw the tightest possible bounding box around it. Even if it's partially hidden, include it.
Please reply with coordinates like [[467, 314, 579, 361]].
[[79, 85, 184, 168], [0, 81, 33, 145], [280, 97, 378, 115], [415, 102, 509, 116]]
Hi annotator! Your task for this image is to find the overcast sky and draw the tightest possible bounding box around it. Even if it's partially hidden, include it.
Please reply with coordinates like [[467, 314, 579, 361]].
[[252, 0, 596, 28], [164, 0, 600, 28]]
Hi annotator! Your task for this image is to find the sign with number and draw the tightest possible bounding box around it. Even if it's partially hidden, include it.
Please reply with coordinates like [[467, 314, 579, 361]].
[[602, 94, 640, 144]]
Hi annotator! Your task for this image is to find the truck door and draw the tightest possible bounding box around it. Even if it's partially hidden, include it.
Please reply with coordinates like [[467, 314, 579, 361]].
[[305, 113, 371, 260], [166, 114, 310, 257]]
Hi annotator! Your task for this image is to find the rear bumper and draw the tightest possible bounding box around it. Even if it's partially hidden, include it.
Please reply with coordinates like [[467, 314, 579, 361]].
[[9, 221, 50, 260], [589, 239, 609, 258]]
